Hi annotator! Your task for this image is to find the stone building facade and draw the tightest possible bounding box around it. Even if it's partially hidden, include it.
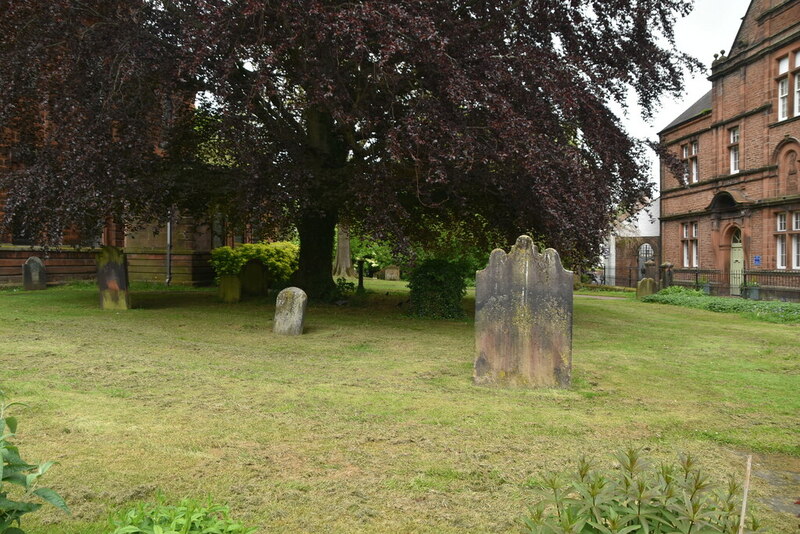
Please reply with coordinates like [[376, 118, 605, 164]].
[[659, 0, 800, 300]]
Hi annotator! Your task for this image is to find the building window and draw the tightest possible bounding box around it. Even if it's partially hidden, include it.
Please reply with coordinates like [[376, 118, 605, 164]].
[[776, 212, 787, 270], [779, 56, 789, 74], [729, 127, 740, 174], [682, 222, 699, 267], [778, 78, 789, 121], [794, 235, 800, 270], [777, 235, 787, 269], [795, 73, 800, 117], [681, 142, 699, 183], [794, 211, 800, 231]]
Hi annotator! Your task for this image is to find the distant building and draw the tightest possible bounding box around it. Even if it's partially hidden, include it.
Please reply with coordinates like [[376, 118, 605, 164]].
[[658, 0, 800, 300], [600, 199, 660, 287]]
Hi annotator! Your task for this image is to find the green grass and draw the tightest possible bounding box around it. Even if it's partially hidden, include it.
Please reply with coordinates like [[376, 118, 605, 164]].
[[1, 280, 798, 533], [643, 287, 800, 324]]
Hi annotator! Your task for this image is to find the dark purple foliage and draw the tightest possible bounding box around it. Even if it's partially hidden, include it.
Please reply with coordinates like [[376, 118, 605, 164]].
[[0, 0, 700, 296]]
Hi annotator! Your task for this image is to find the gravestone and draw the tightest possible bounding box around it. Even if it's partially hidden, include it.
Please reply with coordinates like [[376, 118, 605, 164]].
[[22, 256, 47, 290], [474, 235, 573, 388], [218, 274, 241, 303], [383, 265, 400, 281], [96, 246, 130, 310], [273, 287, 308, 335], [240, 259, 268, 296], [636, 278, 656, 299]]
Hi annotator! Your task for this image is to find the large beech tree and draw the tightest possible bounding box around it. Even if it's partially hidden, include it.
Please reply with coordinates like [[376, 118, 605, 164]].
[[0, 0, 698, 297]]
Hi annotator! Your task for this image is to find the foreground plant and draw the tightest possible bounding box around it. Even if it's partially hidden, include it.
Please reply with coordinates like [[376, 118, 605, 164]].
[[110, 496, 256, 534], [523, 449, 759, 534], [0, 393, 69, 534]]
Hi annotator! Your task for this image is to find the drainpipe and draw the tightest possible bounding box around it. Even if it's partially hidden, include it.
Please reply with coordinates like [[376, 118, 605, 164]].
[[165, 209, 173, 286]]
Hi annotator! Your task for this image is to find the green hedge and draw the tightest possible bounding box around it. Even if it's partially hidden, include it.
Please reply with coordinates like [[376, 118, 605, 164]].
[[642, 286, 800, 324], [407, 259, 468, 319], [209, 242, 299, 286]]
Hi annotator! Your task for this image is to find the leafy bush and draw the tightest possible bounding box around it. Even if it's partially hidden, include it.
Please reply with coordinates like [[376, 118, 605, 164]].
[[235, 242, 299, 286], [642, 286, 800, 324], [523, 449, 759, 534], [110, 496, 256, 534], [335, 277, 355, 296], [209, 247, 247, 279], [209, 242, 299, 286], [407, 259, 468, 319], [1, 394, 69, 534]]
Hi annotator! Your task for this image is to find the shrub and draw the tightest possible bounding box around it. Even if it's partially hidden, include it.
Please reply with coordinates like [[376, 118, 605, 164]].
[[642, 286, 800, 323], [235, 241, 299, 286], [523, 449, 759, 534], [407, 259, 468, 319], [109, 496, 256, 534], [1, 394, 69, 534], [209, 242, 299, 286], [335, 277, 355, 297], [209, 246, 247, 280]]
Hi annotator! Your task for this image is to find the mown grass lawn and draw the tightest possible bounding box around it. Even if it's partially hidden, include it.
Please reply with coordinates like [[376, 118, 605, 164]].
[[1, 281, 798, 533]]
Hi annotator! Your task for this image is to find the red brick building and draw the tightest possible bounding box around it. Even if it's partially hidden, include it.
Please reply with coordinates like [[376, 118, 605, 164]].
[[659, 0, 800, 300], [0, 129, 214, 286]]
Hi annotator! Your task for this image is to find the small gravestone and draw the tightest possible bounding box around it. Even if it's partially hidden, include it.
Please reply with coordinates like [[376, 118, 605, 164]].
[[96, 246, 130, 310], [273, 287, 308, 335], [383, 265, 400, 281], [474, 235, 573, 388], [218, 274, 241, 303], [240, 259, 268, 296], [22, 256, 47, 290], [636, 278, 656, 299]]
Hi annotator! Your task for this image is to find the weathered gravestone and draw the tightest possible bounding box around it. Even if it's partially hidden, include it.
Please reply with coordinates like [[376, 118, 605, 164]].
[[474, 235, 573, 388], [240, 259, 268, 296], [636, 277, 656, 299], [218, 274, 241, 303], [273, 287, 308, 335], [22, 256, 47, 290], [96, 246, 130, 310], [383, 265, 401, 281]]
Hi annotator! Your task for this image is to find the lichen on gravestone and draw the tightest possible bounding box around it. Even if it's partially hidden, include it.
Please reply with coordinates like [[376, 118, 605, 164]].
[[273, 287, 308, 335], [474, 235, 573, 388]]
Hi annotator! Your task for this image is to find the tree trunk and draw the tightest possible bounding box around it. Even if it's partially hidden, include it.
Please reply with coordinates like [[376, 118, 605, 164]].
[[332, 223, 356, 278], [294, 106, 347, 300], [293, 210, 338, 300]]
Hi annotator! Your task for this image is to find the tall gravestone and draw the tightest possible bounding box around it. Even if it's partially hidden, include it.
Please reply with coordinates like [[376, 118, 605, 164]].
[[273, 287, 308, 335], [474, 235, 573, 388], [96, 246, 130, 310], [22, 256, 47, 290]]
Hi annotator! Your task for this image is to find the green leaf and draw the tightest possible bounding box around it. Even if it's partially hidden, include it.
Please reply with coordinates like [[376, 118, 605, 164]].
[[33, 487, 70, 514], [5, 416, 18, 434]]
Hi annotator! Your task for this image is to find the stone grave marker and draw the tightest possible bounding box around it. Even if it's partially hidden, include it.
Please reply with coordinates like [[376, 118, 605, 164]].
[[383, 265, 400, 281], [240, 259, 268, 296], [218, 274, 241, 303], [273, 287, 308, 335], [22, 256, 47, 290], [636, 278, 656, 299], [474, 235, 573, 388], [96, 246, 130, 310]]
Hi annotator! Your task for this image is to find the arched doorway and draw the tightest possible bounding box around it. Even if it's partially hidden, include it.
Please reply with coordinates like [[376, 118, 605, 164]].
[[730, 228, 743, 296], [638, 243, 654, 280]]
